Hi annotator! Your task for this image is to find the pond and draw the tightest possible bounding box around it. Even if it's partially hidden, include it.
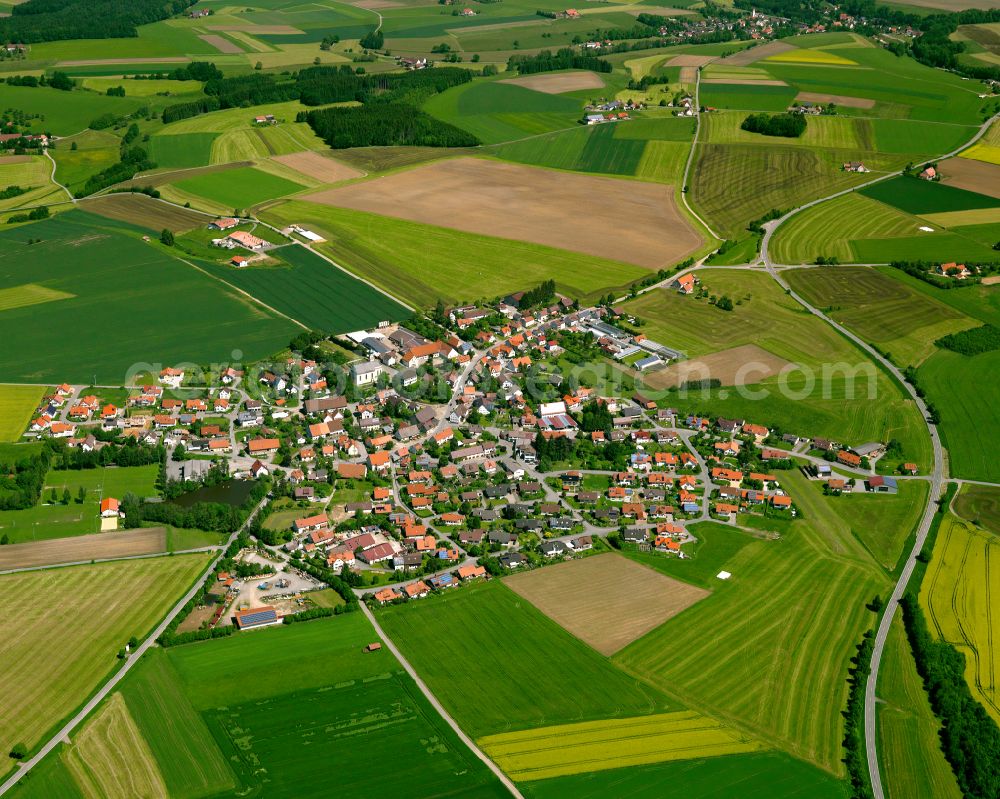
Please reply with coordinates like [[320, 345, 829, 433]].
[[170, 480, 256, 508]]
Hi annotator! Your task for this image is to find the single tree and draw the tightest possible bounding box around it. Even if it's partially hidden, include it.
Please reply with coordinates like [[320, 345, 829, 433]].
[[160, 228, 174, 246]]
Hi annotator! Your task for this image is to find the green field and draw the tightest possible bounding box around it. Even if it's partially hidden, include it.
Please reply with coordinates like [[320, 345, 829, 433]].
[[378, 580, 673, 738], [876, 618, 961, 799], [615, 503, 887, 773], [0, 84, 145, 137], [173, 165, 305, 210], [703, 111, 869, 150], [920, 513, 1000, 722], [423, 79, 582, 145], [953, 483, 1000, 534], [49, 130, 122, 195], [860, 175, 1000, 215], [699, 82, 798, 112], [0, 211, 295, 383], [623, 521, 757, 589], [197, 243, 411, 332], [0, 384, 43, 442], [784, 265, 978, 367], [147, 132, 219, 170], [0, 156, 64, 212], [0, 554, 211, 763], [0, 465, 160, 543], [918, 348, 1000, 482], [520, 752, 848, 799], [263, 200, 647, 308], [871, 118, 976, 155]]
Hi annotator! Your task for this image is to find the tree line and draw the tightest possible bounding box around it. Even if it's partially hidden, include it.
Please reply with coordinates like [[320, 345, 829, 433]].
[[507, 48, 613, 74], [0, 0, 196, 44]]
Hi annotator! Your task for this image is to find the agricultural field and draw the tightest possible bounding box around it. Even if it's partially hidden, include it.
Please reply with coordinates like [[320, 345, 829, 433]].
[[196, 242, 411, 332], [172, 165, 306, 211], [11, 614, 506, 799], [784, 266, 978, 367], [299, 157, 702, 269], [480, 711, 763, 782], [0, 211, 295, 383], [621, 269, 932, 461], [504, 553, 708, 655], [920, 513, 1000, 722], [0, 84, 145, 137], [0, 383, 44, 442], [49, 130, 121, 196], [377, 580, 674, 738], [0, 554, 211, 763], [615, 508, 887, 773], [877, 617, 961, 799], [953, 483, 1000, 534], [859, 175, 1000, 216], [918, 348, 1000, 483], [938, 156, 1000, 201], [147, 132, 219, 170], [262, 200, 648, 308], [77, 193, 209, 233], [0, 528, 170, 571], [0, 155, 65, 212], [520, 751, 848, 799]]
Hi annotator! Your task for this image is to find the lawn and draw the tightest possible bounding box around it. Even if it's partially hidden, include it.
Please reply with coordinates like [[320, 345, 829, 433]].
[[520, 751, 847, 799], [0, 384, 43, 442], [953, 483, 1000, 534], [0, 465, 160, 543], [0, 211, 295, 383], [918, 348, 1000, 482], [784, 265, 978, 367], [614, 508, 887, 773], [172, 165, 305, 211], [919, 513, 1000, 722], [377, 580, 674, 738], [876, 617, 961, 799], [262, 200, 647, 308], [196, 242, 411, 332], [859, 175, 1000, 215], [0, 554, 211, 763]]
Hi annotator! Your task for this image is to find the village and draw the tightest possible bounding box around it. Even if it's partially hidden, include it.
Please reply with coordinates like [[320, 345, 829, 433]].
[[16, 275, 929, 630]]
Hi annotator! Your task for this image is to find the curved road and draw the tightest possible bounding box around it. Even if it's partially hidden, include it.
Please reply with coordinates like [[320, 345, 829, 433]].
[[754, 110, 1000, 799]]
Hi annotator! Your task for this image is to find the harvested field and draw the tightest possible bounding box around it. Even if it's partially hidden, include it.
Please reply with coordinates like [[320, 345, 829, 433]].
[[504, 553, 708, 655], [679, 66, 697, 83], [272, 150, 365, 183], [302, 158, 702, 269], [668, 55, 716, 67], [479, 711, 763, 782], [703, 78, 788, 86], [78, 194, 208, 233], [207, 24, 304, 34], [197, 34, 243, 54], [796, 91, 875, 109], [0, 528, 168, 571], [499, 70, 605, 94], [352, 0, 402, 7], [938, 156, 1000, 200], [920, 207, 1000, 227], [0, 155, 31, 164], [983, 275, 1000, 285], [0, 283, 74, 311], [640, 344, 791, 390], [720, 40, 795, 66]]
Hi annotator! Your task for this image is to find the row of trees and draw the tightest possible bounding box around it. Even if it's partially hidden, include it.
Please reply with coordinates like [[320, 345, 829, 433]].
[[78, 122, 155, 197], [508, 48, 613, 74], [0, 0, 196, 43]]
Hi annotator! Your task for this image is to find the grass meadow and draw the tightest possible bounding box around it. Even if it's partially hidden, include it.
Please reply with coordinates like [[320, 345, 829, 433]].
[[920, 514, 1000, 722], [0, 554, 211, 765], [520, 751, 848, 799], [0, 84, 145, 137], [0, 156, 64, 212], [860, 175, 1000, 215], [11, 614, 506, 799], [377, 580, 675, 738], [876, 617, 961, 799], [49, 130, 121, 195], [0, 211, 295, 383], [954, 483, 1000, 534], [172, 165, 305, 210], [614, 505, 888, 774], [147, 132, 218, 170], [197, 243, 411, 331], [263, 200, 647, 308], [623, 521, 757, 589], [0, 384, 44, 442]]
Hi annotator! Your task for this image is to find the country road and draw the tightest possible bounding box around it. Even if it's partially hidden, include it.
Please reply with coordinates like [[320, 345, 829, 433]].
[[0, 496, 270, 797], [754, 109, 1000, 799], [360, 603, 524, 798]]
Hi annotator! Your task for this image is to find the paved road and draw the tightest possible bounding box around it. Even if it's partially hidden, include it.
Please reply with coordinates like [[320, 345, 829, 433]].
[[680, 70, 719, 241], [0, 496, 270, 797], [361, 602, 524, 798]]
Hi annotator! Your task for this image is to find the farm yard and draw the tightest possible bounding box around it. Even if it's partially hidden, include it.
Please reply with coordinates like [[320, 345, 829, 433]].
[[298, 157, 702, 269], [377, 580, 674, 738], [0, 554, 211, 765], [504, 553, 708, 655], [0, 384, 44, 443], [0, 211, 295, 383], [262, 200, 648, 308], [920, 514, 1000, 722], [480, 711, 763, 782]]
